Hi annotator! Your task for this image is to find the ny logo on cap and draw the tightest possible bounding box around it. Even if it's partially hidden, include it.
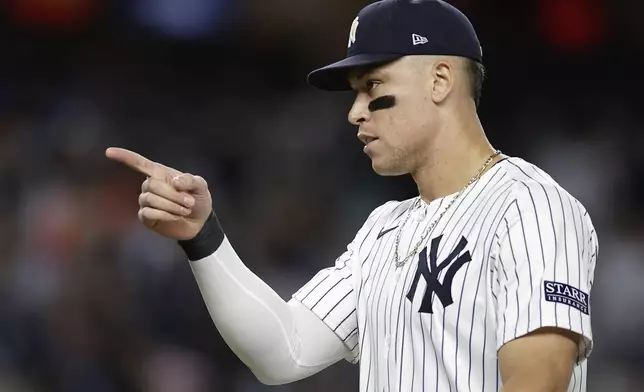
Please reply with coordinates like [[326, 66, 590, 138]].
[[348, 16, 359, 48]]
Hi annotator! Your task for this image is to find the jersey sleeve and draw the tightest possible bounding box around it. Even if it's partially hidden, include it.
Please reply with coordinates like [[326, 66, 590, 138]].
[[292, 201, 395, 364], [493, 182, 598, 363]]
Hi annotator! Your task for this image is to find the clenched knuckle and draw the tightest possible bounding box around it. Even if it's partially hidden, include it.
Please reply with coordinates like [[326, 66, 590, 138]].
[[195, 175, 208, 188], [147, 179, 158, 192]]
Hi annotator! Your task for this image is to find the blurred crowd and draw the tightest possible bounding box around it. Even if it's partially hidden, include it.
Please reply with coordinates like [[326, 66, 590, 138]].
[[0, 0, 643, 391]]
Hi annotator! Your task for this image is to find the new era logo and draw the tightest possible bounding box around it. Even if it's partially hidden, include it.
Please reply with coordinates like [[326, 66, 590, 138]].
[[412, 34, 428, 46]]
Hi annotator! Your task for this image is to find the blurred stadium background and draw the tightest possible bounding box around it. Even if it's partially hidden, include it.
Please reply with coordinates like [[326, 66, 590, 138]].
[[0, 0, 642, 391]]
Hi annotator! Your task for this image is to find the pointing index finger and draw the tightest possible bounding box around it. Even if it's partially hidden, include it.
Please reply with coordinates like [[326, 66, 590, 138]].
[[105, 147, 160, 178]]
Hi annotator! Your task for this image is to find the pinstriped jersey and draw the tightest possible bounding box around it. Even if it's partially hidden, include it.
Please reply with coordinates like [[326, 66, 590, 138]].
[[292, 157, 598, 392]]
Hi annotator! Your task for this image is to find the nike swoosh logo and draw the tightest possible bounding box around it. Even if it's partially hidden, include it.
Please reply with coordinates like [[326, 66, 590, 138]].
[[377, 226, 398, 239]]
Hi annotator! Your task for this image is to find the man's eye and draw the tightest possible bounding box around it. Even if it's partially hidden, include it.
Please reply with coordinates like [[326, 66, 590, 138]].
[[366, 80, 380, 92]]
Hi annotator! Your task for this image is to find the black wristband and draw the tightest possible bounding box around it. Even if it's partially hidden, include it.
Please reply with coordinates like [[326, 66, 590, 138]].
[[178, 210, 225, 261]]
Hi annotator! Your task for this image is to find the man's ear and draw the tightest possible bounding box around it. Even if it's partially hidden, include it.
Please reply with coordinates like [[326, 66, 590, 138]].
[[430, 60, 455, 104]]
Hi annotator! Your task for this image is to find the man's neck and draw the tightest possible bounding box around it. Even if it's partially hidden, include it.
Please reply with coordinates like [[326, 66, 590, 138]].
[[411, 126, 503, 204]]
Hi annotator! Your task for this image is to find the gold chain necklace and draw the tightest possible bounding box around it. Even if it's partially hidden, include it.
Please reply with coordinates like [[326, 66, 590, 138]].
[[393, 150, 501, 268]]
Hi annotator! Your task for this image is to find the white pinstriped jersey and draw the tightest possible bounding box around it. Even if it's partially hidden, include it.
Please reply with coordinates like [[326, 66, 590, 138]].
[[292, 157, 598, 392]]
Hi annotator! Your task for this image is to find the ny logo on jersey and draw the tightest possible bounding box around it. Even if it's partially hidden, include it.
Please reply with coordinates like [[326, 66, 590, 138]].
[[406, 235, 472, 314]]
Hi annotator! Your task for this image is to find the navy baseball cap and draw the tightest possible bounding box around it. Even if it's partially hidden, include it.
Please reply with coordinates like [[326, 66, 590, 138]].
[[308, 0, 483, 91]]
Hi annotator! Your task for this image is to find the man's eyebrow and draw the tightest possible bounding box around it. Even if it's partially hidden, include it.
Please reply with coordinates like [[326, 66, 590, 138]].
[[350, 66, 385, 89], [357, 66, 384, 81], [354, 68, 371, 82]]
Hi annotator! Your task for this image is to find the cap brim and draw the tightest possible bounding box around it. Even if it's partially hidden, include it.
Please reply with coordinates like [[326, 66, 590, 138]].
[[307, 53, 402, 91]]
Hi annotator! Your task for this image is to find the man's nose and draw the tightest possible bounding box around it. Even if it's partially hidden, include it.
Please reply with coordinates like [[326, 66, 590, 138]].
[[348, 95, 371, 125]]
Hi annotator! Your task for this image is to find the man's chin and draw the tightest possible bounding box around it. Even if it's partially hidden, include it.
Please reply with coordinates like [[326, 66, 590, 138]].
[[371, 161, 407, 176]]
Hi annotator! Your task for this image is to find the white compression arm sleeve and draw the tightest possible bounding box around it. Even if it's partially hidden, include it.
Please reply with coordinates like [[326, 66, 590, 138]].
[[189, 236, 349, 385]]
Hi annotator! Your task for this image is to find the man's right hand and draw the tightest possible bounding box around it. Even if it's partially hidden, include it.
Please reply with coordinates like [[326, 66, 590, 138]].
[[105, 147, 213, 241]]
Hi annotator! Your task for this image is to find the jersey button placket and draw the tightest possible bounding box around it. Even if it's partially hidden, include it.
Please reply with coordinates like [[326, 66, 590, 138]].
[[394, 267, 402, 281], [382, 335, 391, 392]]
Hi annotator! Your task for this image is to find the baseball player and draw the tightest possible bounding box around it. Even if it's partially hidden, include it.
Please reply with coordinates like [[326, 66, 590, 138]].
[[106, 1, 598, 391]]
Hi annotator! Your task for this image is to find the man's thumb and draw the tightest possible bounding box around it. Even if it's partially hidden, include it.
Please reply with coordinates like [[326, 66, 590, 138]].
[[172, 174, 208, 193]]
